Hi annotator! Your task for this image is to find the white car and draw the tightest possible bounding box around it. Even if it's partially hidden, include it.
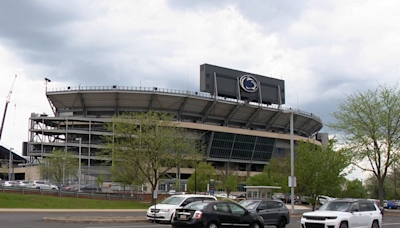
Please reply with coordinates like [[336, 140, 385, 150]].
[[1, 181, 16, 187], [147, 194, 217, 223], [318, 195, 334, 205], [26, 180, 59, 190], [301, 199, 382, 228]]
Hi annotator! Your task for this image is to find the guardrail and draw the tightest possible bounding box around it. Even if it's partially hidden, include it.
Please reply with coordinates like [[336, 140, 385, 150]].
[[0, 186, 143, 201]]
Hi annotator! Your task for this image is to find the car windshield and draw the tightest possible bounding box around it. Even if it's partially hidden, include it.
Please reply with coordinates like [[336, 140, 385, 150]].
[[239, 200, 259, 210], [318, 202, 351, 212], [161, 197, 185, 205], [184, 202, 210, 210]]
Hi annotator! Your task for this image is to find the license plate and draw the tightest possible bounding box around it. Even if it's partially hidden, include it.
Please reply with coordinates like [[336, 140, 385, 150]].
[[180, 215, 187, 219]]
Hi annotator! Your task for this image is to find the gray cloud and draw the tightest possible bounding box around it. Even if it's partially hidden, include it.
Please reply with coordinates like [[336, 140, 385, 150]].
[[166, 0, 309, 34], [1, 0, 399, 135]]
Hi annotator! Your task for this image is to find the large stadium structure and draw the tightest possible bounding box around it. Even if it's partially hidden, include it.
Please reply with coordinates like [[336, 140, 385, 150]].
[[27, 64, 325, 192]]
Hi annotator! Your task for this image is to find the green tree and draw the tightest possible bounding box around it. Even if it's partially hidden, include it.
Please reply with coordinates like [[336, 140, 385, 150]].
[[216, 164, 238, 197], [268, 156, 290, 193], [187, 162, 215, 192], [343, 179, 368, 198], [110, 164, 145, 190], [95, 175, 104, 191], [295, 140, 350, 210], [225, 175, 237, 197], [104, 111, 203, 204], [246, 172, 275, 186], [39, 150, 78, 184], [328, 84, 400, 206]]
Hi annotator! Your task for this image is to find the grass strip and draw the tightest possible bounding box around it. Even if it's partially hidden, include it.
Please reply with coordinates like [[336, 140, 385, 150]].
[[0, 193, 149, 209]]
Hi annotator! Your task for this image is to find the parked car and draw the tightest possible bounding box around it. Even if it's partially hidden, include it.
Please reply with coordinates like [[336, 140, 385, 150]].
[[147, 194, 217, 223], [80, 184, 102, 192], [385, 200, 398, 209], [12, 180, 30, 188], [62, 184, 79, 191], [240, 199, 290, 228], [318, 195, 334, 205], [287, 195, 299, 204], [172, 201, 264, 228], [301, 199, 382, 228], [26, 180, 58, 190], [300, 196, 312, 205], [272, 193, 289, 203], [236, 194, 246, 200], [0, 181, 16, 187]]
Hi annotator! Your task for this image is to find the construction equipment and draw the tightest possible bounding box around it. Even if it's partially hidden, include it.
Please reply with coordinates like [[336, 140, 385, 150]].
[[0, 75, 17, 142]]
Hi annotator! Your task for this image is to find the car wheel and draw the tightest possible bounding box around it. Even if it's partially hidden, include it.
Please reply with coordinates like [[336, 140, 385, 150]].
[[340, 222, 348, 228], [372, 220, 379, 228], [252, 222, 261, 228], [277, 217, 287, 228], [389, 206, 392, 209], [207, 222, 219, 228]]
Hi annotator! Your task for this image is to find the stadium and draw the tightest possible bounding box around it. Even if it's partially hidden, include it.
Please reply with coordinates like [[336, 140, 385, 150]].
[[27, 64, 325, 193]]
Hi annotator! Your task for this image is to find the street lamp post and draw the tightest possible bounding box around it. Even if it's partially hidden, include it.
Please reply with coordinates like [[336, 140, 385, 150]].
[[76, 138, 82, 192], [283, 109, 296, 213], [8, 148, 14, 181], [62, 157, 66, 185], [289, 111, 295, 213]]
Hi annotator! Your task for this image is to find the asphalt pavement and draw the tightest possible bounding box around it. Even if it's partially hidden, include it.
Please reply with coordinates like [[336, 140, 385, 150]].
[[1, 211, 400, 228]]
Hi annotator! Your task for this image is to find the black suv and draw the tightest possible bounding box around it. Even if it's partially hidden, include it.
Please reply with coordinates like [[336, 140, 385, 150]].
[[240, 199, 290, 228]]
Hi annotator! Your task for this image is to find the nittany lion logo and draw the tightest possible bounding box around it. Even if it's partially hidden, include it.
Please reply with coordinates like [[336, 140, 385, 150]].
[[239, 75, 259, 92]]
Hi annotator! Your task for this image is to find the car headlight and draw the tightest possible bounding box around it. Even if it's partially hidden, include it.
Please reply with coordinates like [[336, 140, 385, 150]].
[[160, 209, 171, 212]]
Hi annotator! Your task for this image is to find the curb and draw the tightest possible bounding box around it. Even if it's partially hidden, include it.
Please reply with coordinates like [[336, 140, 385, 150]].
[[43, 216, 149, 223]]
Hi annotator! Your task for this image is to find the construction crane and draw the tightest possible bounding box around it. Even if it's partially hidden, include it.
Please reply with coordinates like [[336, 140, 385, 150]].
[[0, 75, 17, 142]]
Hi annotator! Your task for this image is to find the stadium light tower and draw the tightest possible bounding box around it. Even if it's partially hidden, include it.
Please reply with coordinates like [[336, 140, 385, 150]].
[[282, 109, 297, 213]]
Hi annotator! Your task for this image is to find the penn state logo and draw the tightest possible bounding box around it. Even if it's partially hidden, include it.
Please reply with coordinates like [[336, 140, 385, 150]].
[[239, 75, 259, 92]]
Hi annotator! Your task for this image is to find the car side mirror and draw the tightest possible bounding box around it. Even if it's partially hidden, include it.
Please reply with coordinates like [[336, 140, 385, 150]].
[[245, 209, 250, 215]]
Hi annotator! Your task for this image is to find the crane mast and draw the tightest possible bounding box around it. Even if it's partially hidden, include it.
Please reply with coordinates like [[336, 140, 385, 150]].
[[0, 75, 17, 142]]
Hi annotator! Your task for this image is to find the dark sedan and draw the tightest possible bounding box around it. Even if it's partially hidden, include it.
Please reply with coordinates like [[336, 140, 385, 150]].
[[172, 201, 264, 228], [239, 199, 290, 228]]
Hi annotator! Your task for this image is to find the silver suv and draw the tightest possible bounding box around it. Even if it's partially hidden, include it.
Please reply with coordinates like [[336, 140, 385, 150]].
[[26, 180, 58, 190]]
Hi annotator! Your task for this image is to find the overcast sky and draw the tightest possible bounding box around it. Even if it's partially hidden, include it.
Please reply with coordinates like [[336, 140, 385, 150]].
[[1, 0, 399, 180]]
